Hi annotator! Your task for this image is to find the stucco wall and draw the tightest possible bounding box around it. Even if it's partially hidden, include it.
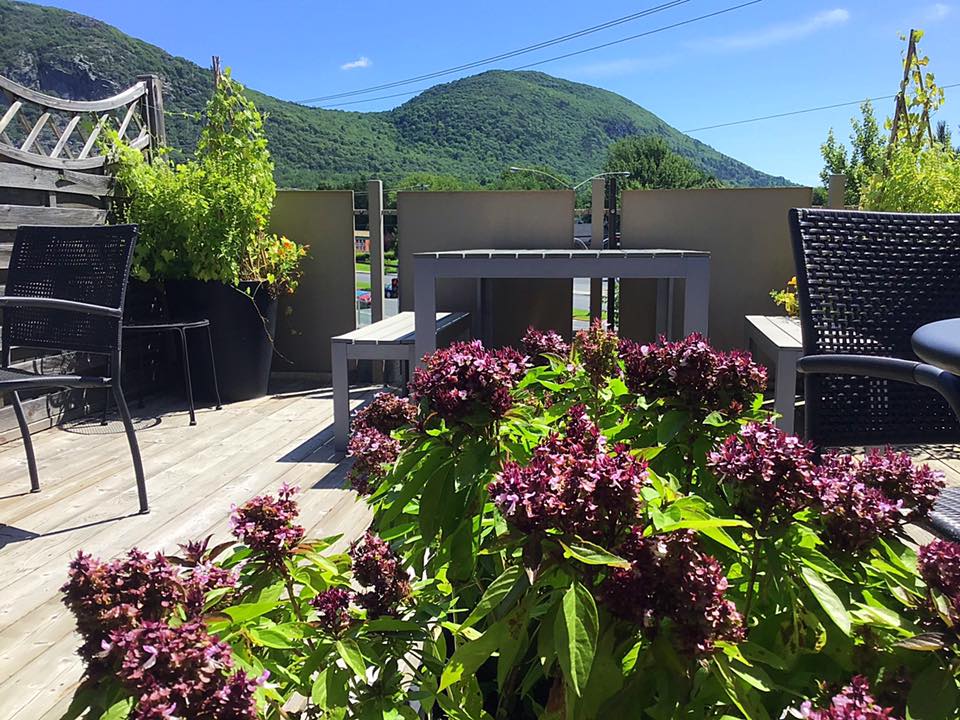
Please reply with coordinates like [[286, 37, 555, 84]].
[[271, 190, 356, 374], [397, 191, 575, 346], [618, 187, 812, 351]]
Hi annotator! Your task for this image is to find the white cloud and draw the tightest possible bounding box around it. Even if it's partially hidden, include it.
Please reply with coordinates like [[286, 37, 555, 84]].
[[922, 3, 951, 21], [340, 56, 372, 71], [572, 55, 678, 78], [692, 8, 850, 52]]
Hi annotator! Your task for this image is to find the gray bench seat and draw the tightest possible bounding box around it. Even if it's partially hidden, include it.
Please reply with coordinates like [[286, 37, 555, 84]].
[[331, 311, 469, 451]]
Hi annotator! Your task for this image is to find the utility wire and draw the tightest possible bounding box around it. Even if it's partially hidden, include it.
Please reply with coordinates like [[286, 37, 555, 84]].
[[298, 0, 693, 104], [320, 0, 764, 109], [683, 82, 960, 132]]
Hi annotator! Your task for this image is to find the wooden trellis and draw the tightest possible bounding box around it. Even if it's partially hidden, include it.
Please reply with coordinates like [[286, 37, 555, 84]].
[[0, 72, 165, 438]]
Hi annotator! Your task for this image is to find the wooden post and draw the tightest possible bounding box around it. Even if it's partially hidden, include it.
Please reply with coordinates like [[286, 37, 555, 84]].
[[368, 180, 385, 324], [827, 174, 847, 209], [589, 177, 604, 322], [887, 30, 918, 151], [136, 74, 166, 148]]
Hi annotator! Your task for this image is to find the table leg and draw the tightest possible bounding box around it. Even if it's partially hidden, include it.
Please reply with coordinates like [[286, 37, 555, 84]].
[[332, 342, 350, 453], [774, 349, 798, 434], [682, 257, 710, 337], [414, 259, 437, 366]]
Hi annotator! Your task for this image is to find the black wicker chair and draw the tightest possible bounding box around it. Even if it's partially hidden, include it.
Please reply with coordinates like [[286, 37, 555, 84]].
[[0, 225, 147, 513], [789, 208, 960, 538]]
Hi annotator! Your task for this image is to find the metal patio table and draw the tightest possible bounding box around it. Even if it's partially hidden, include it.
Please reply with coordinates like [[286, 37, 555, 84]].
[[412, 248, 711, 364]]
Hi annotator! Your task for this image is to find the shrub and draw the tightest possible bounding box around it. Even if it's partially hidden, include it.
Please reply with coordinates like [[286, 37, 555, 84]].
[[62, 330, 960, 719]]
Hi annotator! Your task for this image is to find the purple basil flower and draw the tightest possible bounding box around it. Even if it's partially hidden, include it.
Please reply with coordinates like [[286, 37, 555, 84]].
[[347, 425, 401, 495], [410, 340, 528, 422], [487, 405, 647, 541], [708, 422, 818, 523], [350, 532, 411, 618], [572, 319, 621, 385], [918, 539, 960, 617], [814, 454, 903, 553], [521, 326, 570, 366], [61, 549, 182, 665], [311, 587, 353, 635], [108, 619, 260, 720], [182, 561, 239, 616], [230, 483, 305, 565], [856, 448, 944, 519], [795, 676, 897, 719], [351, 392, 418, 435], [620, 333, 766, 416], [599, 529, 744, 655]]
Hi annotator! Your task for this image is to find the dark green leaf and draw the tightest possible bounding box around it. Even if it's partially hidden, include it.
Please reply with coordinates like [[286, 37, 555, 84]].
[[559, 539, 630, 568], [907, 662, 959, 719], [439, 622, 505, 691], [335, 638, 368, 681], [555, 581, 598, 697], [800, 566, 851, 636], [460, 565, 524, 630]]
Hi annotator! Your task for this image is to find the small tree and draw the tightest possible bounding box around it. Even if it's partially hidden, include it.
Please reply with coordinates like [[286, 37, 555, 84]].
[[603, 136, 718, 190], [819, 101, 884, 207]]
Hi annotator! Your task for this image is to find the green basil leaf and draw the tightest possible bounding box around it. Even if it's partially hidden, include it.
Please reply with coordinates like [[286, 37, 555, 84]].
[[559, 539, 631, 568], [335, 638, 368, 682], [800, 566, 851, 636], [439, 622, 505, 691], [460, 564, 524, 630], [555, 581, 598, 697]]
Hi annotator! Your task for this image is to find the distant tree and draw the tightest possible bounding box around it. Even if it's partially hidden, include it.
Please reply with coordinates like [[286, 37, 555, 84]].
[[819, 101, 884, 207], [603, 136, 718, 189], [394, 172, 475, 192]]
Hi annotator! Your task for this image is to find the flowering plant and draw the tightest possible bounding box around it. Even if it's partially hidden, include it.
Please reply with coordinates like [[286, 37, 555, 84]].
[[770, 276, 799, 316], [64, 329, 960, 719]]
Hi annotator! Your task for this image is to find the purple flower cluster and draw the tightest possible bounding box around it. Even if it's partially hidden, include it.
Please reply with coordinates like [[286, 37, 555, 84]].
[[918, 539, 960, 617], [487, 405, 647, 541], [61, 549, 182, 663], [856, 448, 944, 518], [311, 587, 354, 635], [107, 619, 261, 720], [815, 454, 903, 553], [348, 425, 401, 495], [599, 529, 744, 655], [708, 422, 818, 523], [620, 333, 767, 415], [350, 532, 411, 617], [521, 326, 570, 365], [230, 483, 305, 565], [710, 424, 944, 549], [796, 676, 897, 719], [351, 392, 417, 435], [572, 319, 622, 385], [410, 340, 527, 422]]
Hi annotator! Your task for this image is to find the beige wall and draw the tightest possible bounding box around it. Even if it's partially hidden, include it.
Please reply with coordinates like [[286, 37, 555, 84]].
[[271, 190, 356, 374], [619, 187, 812, 350], [397, 191, 575, 346]]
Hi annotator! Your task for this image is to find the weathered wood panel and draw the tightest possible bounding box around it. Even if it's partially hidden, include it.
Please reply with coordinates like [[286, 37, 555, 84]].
[[0, 204, 107, 230], [0, 162, 112, 197]]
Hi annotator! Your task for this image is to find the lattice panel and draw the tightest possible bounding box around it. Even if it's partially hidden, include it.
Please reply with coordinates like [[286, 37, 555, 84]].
[[0, 75, 155, 170]]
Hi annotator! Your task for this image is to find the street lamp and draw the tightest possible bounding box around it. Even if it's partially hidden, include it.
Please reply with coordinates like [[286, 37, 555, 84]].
[[507, 166, 630, 190]]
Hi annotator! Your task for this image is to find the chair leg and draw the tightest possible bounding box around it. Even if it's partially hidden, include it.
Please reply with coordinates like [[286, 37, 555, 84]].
[[204, 325, 223, 410], [177, 329, 197, 426], [112, 384, 148, 514], [10, 391, 40, 493], [101, 356, 112, 425]]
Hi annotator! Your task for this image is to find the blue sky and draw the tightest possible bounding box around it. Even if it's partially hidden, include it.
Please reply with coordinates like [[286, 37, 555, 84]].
[[34, 0, 960, 185]]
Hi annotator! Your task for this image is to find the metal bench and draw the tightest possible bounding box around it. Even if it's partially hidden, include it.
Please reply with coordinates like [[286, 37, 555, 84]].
[[745, 315, 802, 433], [332, 311, 469, 451]]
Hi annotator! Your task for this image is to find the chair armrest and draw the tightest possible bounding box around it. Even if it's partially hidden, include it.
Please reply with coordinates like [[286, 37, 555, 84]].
[[0, 296, 122, 318], [797, 354, 921, 384], [798, 353, 960, 422]]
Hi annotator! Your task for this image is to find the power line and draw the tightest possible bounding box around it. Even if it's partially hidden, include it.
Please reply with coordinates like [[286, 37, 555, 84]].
[[682, 82, 960, 133], [298, 0, 692, 104], [320, 0, 764, 109]]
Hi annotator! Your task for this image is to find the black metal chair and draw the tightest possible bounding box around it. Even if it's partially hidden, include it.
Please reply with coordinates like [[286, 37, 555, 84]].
[[0, 224, 147, 513], [789, 208, 960, 538], [102, 282, 222, 426]]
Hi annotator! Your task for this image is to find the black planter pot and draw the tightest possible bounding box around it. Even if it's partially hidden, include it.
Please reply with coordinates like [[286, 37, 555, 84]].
[[165, 279, 278, 403]]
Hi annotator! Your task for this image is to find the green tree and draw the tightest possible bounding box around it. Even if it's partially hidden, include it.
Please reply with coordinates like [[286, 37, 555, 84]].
[[819, 101, 885, 207], [603, 136, 718, 189], [493, 165, 571, 191]]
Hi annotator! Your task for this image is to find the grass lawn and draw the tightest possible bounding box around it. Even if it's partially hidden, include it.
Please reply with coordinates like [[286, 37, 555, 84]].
[[356, 262, 399, 274]]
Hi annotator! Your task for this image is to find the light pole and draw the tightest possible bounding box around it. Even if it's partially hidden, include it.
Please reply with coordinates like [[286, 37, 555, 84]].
[[507, 167, 630, 191]]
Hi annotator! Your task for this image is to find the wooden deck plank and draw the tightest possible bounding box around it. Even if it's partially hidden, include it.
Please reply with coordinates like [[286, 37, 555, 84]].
[[0, 384, 373, 720]]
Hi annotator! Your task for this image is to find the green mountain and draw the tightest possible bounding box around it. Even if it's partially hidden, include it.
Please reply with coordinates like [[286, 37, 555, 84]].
[[0, 0, 793, 188]]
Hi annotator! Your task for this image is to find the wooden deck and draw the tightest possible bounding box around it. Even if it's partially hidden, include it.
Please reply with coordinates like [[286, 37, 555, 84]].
[[0, 383, 373, 720]]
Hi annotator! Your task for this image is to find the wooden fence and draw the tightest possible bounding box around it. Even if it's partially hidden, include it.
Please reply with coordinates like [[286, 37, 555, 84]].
[[0, 72, 164, 440]]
